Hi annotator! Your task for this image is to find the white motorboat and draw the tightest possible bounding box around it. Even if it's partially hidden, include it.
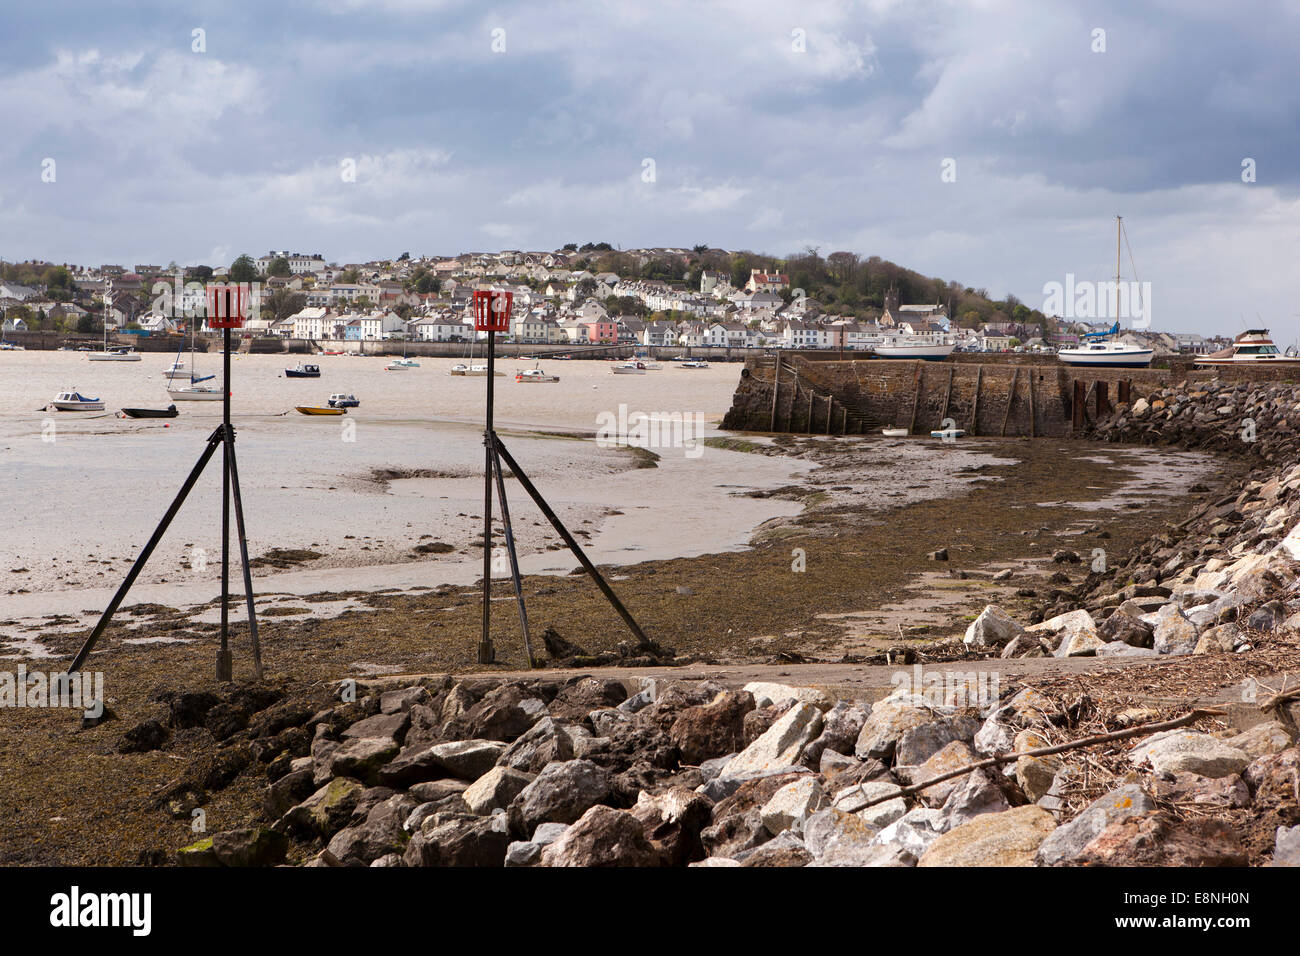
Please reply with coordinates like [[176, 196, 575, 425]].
[[1194, 329, 1300, 367], [50, 389, 105, 411], [873, 339, 955, 361], [87, 345, 141, 362], [328, 393, 361, 408], [515, 367, 559, 383], [167, 385, 224, 401], [611, 361, 648, 375], [881, 427, 909, 437], [449, 363, 502, 377], [677, 359, 709, 368], [387, 357, 419, 369]]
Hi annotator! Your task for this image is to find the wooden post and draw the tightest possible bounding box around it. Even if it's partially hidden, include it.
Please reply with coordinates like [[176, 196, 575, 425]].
[[1001, 367, 1019, 437], [908, 362, 923, 434], [1097, 380, 1110, 417], [770, 353, 781, 431], [806, 388, 814, 434], [939, 365, 955, 425], [1073, 379, 1086, 431], [1028, 372, 1036, 438], [841, 405, 848, 435], [970, 365, 982, 436]]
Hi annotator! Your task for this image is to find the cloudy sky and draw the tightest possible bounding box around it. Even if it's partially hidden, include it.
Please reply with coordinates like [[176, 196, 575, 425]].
[[1, 0, 1296, 336]]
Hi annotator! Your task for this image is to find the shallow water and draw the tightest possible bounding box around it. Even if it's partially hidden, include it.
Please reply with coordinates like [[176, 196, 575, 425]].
[[0, 351, 816, 641]]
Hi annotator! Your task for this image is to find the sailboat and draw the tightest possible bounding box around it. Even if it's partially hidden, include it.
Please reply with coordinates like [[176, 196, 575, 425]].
[[386, 339, 419, 369], [449, 335, 504, 376], [167, 322, 222, 400], [1056, 216, 1155, 368], [87, 306, 141, 361]]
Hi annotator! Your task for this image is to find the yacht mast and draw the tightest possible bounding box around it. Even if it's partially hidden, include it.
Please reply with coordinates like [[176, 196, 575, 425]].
[[1114, 215, 1122, 327]]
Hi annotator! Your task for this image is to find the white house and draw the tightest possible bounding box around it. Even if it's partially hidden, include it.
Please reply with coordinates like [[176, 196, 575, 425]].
[[412, 316, 470, 342]]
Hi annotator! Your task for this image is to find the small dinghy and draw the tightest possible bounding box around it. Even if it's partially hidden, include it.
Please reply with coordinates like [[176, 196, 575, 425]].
[[296, 405, 346, 416], [120, 405, 179, 419], [930, 428, 965, 439], [881, 427, 909, 437]]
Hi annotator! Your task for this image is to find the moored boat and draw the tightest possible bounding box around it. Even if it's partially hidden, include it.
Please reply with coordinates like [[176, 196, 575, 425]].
[[677, 359, 710, 368], [296, 405, 346, 416], [168, 385, 224, 401], [285, 363, 321, 378], [87, 346, 142, 362], [611, 361, 648, 375], [1194, 329, 1300, 367], [120, 404, 179, 419], [873, 339, 956, 361], [50, 389, 105, 411], [328, 393, 360, 408], [515, 367, 559, 383], [1055, 331, 1154, 368]]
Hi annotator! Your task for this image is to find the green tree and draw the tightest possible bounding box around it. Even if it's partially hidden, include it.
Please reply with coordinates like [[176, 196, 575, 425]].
[[267, 256, 292, 278], [265, 289, 306, 322], [229, 254, 258, 283]]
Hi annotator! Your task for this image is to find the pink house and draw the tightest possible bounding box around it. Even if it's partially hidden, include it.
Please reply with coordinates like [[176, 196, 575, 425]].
[[584, 320, 617, 343]]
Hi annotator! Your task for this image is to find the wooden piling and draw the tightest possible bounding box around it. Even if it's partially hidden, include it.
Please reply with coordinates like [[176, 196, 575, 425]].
[[1028, 372, 1036, 438], [940, 365, 955, 428], [908, 362, 923, 434], [769, 354, 781, 431], [1001, 367, 1019, 437], [970, 365, 983, 436]]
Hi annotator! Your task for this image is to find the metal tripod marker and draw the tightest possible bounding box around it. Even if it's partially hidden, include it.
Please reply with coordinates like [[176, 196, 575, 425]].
[[69, 284, 262, 681], [472, 290, 648, 668]]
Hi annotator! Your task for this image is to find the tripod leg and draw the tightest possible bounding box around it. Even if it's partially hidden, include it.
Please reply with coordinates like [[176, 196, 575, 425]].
[[491, 436, 650, 647], [69, 435, 222, 673], [219, 426, 231, 681], [225, 439, 263, 680], [490, 442, 534, 667], [479, 431, 494, 664]]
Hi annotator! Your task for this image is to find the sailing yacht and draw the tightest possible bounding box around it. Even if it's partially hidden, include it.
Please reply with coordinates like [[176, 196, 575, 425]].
[[1056, 217, 1155, 368], [167, 324, 222, 400], [87, 304, 141, 360]]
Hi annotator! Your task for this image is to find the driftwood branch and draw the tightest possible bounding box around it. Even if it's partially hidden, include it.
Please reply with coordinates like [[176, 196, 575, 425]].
[[854, 707, 1226, 810], [1259, 684, 1300, 713]]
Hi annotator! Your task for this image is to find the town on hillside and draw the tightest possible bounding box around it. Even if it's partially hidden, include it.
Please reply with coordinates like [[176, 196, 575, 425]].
[[1, 247, 1231, 356]]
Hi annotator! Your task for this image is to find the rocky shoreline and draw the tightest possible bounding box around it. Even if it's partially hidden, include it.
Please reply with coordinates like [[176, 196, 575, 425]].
[[86, 380, 1300, 866]]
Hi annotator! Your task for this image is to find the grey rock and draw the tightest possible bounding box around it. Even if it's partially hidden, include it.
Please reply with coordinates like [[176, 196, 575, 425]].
[[1036, 784, 1155, 865], [934, 768, 1010, 832], [508, 759, 612, 836], [1270, 826, 1300, 867], [463, 766, 535, 815]]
